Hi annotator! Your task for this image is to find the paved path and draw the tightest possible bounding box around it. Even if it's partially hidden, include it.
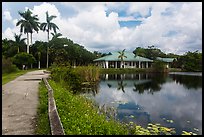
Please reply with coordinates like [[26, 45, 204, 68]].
[[2, 70, 50, 135]]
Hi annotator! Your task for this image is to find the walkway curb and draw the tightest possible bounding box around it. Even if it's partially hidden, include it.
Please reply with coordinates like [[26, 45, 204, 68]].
[[43, 78, 65, 135]]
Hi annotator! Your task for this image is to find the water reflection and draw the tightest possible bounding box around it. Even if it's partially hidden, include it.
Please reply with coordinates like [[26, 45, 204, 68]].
[[81, 73, 202, 135]]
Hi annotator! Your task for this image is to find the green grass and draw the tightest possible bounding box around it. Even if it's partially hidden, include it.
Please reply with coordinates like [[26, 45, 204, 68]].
[[100, 68, 150, 74], [48, 80, 129, 135], [2, 69, 43, 85], [35, 81, 51, 135]]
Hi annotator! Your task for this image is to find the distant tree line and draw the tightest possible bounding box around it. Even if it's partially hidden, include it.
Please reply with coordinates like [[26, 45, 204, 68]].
[[133, 46, 202, 72]]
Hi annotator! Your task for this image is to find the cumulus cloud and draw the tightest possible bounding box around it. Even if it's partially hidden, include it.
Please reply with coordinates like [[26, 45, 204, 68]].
[[3, 10, 12, 21], [2, 2, 202, 54]]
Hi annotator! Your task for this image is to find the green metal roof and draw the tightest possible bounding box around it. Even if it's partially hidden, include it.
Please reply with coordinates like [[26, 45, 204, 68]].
[[156, 57, 175, 63], [94, 51, 153, 62]]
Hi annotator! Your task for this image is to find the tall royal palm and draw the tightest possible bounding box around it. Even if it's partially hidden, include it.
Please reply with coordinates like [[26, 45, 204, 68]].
[[16, 9, 40, 54], [29, 14, 40, 47], [40, 11, 59, 68], [118, 49, 127, 68], [16, 9, 33, 53], [13, 33, 26, 53]]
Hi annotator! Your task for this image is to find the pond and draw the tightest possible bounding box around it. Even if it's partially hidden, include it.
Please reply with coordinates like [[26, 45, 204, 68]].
[[81, 72, 202, 135]]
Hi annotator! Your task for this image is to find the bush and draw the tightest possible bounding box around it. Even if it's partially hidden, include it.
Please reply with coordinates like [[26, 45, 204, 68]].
[[50, 66, 82, 92], [74, 65, 100, 82], [2, 57, 19, 74], [151, 60, 167, 72], [12, 52, 36, 69]]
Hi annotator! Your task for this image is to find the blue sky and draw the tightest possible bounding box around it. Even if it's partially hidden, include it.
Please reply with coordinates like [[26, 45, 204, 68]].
[[2, 2, 202, 55]]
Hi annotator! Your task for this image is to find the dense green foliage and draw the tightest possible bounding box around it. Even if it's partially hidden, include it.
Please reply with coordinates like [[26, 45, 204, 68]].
[[133, 45, 167, 60], [176, 51, 202, 71], [133, 46, 202, 72], [50, 65, 100, 93], [74, 66, 100, 82], [2, 57, 19, 74], [35, 81, 51, 135], [50, 65, 82, 92], [12, 52, 36, 69], [151, 60, 167, 72]]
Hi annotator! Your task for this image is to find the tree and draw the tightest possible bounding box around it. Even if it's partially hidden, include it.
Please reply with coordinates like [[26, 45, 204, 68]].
[[29, 13, 40, 47], [118, 49, 127, 68], [51, 32, 62, 40], [40, 11, 59, 68], [13, 52, 36, 70], [16, 9, 33, 54], [13, 33, 26, 53]]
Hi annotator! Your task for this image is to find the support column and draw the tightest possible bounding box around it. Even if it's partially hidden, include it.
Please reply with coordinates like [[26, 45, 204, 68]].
[[115, 61, 117, 68], [105, 61, 109, 68], [139, 61, 141, 68], [146, 62, 148, 68]]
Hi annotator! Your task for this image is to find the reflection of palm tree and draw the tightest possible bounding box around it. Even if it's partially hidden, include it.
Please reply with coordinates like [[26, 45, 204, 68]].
[[133, 83, 145, 94], [107, 83, 112, 88], [117, 81, 127, 93]]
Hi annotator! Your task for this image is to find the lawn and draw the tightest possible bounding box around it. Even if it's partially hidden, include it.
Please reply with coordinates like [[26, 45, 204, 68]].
[[2, 69, 38, 85]]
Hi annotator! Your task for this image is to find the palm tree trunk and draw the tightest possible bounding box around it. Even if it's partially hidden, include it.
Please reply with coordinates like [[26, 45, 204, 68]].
[[46, 30, 49, 68], [18, 47, 19, 53], [38, 52, 41, 69], [26, 33, 29, 54], [30, 33, 33, 69], [38, 61, 40, 69], [30, 33, 32, 46]]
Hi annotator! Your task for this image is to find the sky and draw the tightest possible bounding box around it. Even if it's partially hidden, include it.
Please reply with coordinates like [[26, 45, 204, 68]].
[[2, 2, 202, 55]]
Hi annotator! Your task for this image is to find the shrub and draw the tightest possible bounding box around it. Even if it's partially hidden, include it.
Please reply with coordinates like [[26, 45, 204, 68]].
[[50, 66, 82, 92], [151, 60, 167, 72], [12, 52, 36, 69], [2, 57, 19, 74]]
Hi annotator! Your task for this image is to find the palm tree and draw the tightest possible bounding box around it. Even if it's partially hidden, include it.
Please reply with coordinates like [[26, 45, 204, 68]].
[[51, 32, 62, 40], [118, 49, 127, 68], [40, 11, 59, 68], [13, 33, 26, 53], [16, 9, 40, 54], [29, 14, 40, 47], [16, 9, 33, 54]]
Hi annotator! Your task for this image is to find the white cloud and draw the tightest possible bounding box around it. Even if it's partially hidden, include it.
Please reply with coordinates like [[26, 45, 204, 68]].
[[2, 2, 202, 54], [12, 19, 18, 26], [2, 27, 19, 40], [3, 10, 12, 21]]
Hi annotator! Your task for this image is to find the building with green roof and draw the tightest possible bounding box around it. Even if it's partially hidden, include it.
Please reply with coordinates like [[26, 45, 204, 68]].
[[156, 57, 176, 68], [93, 51, 153, 68]]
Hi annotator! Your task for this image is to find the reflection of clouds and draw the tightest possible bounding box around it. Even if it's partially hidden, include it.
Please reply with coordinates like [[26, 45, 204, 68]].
[[89, 77, 202, 134]]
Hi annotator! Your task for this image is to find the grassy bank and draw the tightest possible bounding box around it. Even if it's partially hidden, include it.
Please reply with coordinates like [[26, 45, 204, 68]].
[[48, 80, 128, 135], [100, 68, 182, 74], [35, 81, 51, 135], [2, 69, 38, 85], [100, 68, 150, 74]]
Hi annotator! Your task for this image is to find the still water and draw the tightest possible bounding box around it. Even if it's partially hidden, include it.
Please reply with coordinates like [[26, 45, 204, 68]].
[[81, 72, 202, 135]]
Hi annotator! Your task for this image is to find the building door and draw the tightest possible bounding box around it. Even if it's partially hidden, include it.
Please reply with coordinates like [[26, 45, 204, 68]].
[[117, 61, 121, 68]]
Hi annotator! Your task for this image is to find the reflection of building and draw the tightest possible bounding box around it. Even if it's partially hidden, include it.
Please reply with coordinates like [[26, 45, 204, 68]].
[[156, 57, 176, 68], [94, 52, 153, 68]]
